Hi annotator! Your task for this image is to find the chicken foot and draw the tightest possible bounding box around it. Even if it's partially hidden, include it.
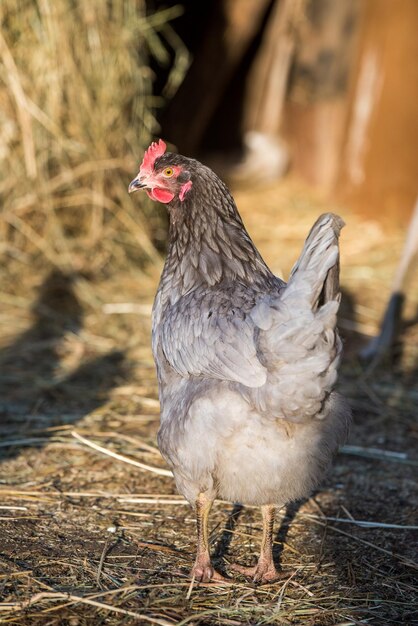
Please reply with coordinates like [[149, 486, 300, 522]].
[[190, 493, 228, 583], [229, 505, 285, 583]]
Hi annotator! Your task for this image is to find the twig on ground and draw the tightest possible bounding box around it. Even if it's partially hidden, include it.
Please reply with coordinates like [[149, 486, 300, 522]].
[[302, 514, 418, 530], [341, 445, 417, 465], [71, 431, 172, 477], [276, 568, 301, 612], [306, 517, 418, 570]]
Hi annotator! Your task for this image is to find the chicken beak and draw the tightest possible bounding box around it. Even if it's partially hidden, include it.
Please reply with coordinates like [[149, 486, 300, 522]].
[[128, 175, 147, 194]]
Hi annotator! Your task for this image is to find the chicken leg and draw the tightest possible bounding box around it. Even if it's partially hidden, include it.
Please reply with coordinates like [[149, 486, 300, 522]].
[[230, 505, 284, 583], [190, 493, 228, 583]]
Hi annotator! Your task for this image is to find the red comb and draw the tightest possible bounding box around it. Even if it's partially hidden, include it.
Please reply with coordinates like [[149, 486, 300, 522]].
[[140, 139, 167, 173]]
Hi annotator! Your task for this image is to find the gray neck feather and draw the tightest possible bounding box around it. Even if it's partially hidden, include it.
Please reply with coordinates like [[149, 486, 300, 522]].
[[159, 167, 273, 304]]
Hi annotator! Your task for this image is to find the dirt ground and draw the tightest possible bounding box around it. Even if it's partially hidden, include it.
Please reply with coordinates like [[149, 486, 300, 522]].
[[1, 180, 417, 625]]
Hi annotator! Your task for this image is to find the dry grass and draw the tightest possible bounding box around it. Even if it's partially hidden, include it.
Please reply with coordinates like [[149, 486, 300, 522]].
[[0, 0, 186, 273], [1, 175, 417, 625]]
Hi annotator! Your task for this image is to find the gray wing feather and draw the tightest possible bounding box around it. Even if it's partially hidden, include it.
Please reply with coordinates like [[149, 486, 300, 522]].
[[161, 289, 267, 387]]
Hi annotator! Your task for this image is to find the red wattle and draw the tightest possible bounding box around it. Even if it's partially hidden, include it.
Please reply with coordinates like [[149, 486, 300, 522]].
[[150, 188, 175, 203]]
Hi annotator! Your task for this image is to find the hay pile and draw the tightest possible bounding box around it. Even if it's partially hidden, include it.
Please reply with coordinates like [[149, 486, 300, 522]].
[[0, 0, 186, 273]]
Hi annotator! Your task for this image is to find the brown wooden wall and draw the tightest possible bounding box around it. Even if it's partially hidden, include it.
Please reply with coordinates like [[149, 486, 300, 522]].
[[335, 0, 418, 224]]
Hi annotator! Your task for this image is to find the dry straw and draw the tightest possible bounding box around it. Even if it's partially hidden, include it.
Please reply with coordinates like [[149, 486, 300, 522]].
[[0, 0, 187, 274]]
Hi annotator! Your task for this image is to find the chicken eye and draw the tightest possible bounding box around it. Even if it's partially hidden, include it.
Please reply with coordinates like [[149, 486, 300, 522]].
[[163, 167, 174, 177]]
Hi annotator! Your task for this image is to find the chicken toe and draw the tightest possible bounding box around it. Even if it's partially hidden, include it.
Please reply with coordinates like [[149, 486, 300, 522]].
[[229, 560, 285, 584], [190, 558, 229, 583]]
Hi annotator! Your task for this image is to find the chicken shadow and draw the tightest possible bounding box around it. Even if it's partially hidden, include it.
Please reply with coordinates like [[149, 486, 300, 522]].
[[0, 269, 129, 462]]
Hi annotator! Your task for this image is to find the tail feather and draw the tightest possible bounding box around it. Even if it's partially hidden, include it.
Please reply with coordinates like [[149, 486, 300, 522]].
[[286, 213, 344, 309], [248, 213, 345, 424]]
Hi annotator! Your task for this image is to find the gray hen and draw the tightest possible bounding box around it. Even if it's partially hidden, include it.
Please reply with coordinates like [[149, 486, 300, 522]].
[[129, 140, 351, 584]]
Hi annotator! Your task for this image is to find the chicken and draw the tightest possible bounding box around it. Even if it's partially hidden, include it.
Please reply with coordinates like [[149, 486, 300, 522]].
[[128, 139, 351, 584]]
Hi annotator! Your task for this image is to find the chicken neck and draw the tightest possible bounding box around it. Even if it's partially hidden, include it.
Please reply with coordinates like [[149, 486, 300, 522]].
[[161, 168, 275, 302]]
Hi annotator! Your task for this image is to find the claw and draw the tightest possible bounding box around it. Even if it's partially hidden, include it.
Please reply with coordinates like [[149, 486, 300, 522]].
[[190, 559, 230, 584], [229, 561, 287, 584]]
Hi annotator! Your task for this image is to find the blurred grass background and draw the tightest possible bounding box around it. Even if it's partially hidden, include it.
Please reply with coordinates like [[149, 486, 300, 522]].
[[0, 0, 187, 276]]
